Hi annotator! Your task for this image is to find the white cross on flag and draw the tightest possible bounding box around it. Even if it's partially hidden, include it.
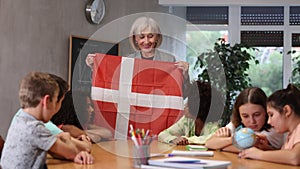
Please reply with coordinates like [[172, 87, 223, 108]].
[[91, 53, 184, 140]]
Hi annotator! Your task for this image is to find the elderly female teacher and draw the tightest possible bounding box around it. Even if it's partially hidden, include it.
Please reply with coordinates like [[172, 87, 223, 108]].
[[86, 16, 190, 81]]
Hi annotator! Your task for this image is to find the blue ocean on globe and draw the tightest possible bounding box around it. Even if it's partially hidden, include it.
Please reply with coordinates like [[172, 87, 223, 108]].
[[233, 127, 256, 149]]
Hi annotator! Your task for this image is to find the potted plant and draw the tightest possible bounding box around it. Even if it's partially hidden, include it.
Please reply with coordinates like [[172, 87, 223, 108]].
[[289, 50, 300, 89], [194, 38, 259, 126]]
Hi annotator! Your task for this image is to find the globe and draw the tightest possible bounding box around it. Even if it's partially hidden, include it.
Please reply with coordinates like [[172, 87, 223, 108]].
[[232, 127, 256, 150]]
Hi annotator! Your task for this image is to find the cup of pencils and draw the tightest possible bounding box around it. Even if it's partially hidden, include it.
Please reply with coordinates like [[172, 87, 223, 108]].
[[130, 125, 155, 168]]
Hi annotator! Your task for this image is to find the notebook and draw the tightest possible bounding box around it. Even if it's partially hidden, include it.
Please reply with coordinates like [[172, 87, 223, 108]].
[[186, 145, 208, 151], [171, 150, 214, 157]]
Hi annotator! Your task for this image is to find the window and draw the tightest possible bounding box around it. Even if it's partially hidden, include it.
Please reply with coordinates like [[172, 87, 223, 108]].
[[290, 6, 300, 25], [241, 6, 284, 25], [186, 7, 229, 80], [186, 6, 300, 94], [186, 30, 228, 80], [186, 7, 228, 25], [241, 31, 283, 47], [240, 30, 284, 95], [247, 47, 283, 96]]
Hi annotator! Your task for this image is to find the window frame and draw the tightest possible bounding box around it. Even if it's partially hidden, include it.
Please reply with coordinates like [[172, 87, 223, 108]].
[[186, 5, 300, 88]]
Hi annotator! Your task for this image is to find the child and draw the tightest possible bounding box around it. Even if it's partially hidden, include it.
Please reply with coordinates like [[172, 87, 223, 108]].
[[239, 84, 300, 165], [72, 90, 113, 142], [12, 73, 92, 153], [47, 74, 90, 141], [158, 81, 222, 145], [0, 72, 93, 169], [205, 87, 284, 153], [46, 74, 92, 152], [51, 91, 86, 138]]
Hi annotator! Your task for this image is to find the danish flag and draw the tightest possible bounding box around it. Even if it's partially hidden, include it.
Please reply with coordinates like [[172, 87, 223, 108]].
[[91, 53, 184, 140]]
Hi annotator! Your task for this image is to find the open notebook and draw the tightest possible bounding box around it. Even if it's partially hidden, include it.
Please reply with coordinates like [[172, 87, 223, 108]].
[[146, 156, 231, 169]]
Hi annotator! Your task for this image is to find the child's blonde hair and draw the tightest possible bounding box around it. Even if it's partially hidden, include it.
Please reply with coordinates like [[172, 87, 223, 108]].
[[19, 72, 58, 108]]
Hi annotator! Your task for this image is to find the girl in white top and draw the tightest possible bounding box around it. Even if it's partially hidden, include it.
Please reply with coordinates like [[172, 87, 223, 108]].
[[205, 87, 284, 153]]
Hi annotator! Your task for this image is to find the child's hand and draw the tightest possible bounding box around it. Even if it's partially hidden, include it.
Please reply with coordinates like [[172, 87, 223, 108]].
[[238, 147, 262, 160], [77, 134, 92, 143], [215, 127, 231, 137], [57, 132, 72, 143], [254, 133, 272, 150], [74, 151, 94, 164], [171, 137, 189, 145]]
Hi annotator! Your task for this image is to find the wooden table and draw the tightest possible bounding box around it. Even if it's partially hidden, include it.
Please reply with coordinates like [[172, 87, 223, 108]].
[[47, 140, 300, 169]]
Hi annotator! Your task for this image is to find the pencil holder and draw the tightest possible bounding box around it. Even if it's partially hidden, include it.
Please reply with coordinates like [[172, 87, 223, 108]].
[[132, 145, 150, 168]]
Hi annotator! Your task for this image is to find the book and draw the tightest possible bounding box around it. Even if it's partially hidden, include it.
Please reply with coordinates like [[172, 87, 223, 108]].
[[149, 149, 213, 158], [171, 150, 214, 157], [147, 156, 231, 169], [141, 164, 179, 169]]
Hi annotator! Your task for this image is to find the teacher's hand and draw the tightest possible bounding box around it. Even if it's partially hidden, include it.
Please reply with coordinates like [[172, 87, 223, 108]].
[[86, 53, 96, 69], [175, 61, 189, 79]]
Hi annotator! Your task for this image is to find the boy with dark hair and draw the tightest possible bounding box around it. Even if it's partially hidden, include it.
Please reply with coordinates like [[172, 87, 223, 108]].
[[1, 72, 93, 169]]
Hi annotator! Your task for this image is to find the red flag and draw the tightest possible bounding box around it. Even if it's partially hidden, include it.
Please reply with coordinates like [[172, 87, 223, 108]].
[[92, 53, 184, 139]]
